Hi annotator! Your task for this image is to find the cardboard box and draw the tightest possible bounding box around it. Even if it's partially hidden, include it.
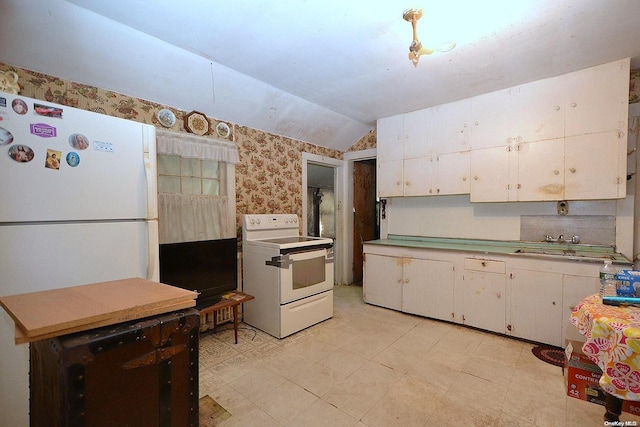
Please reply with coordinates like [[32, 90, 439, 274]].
[[616, 270, 640, 297], [564, 340, 640, 415]]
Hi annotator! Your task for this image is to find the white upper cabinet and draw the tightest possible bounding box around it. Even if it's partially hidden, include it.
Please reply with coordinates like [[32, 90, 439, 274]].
[[437, 151, 471, 195], [516, 139, 565, 201], [565, 59, 630, 137], [377, 159, 403, 197], [564, 131, 626, 200], [471, 76, 565, 151], [377, 114, 404, 161], [403, 109, 432, 159], [470, 146, 513, 202], [431, 99, 472, 154], [510, 77, 565, 143], [403, 156, 435, 196], [377, 59, 630, 202], [470, 88, 513, 150]]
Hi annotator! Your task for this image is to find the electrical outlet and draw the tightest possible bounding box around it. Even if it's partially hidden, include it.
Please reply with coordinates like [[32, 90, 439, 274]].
[[557, 200, 569, 215]]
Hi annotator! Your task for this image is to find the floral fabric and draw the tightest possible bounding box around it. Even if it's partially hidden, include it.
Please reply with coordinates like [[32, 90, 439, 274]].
[[571, 294, 640, 400]]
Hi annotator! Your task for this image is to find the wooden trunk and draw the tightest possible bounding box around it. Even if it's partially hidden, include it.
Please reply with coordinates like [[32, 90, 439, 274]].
[[29, 309, 199, 427]]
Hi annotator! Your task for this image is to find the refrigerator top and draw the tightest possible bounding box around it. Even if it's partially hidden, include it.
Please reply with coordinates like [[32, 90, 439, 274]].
[[0, 91, 157, 223]]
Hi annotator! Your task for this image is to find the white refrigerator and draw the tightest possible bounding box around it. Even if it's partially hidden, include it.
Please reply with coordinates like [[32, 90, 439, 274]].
[[0, 91, 159, 427]]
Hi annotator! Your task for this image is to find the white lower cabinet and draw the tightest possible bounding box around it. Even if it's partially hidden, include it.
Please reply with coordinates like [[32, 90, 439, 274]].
[[363, 244, 605, 346], [507, 269, 563, 347], [562, 274, 600, 343], [458, 259, 506, 333], [363, 253, 454, 321], [403, 258, 454, 321], [363, 253, 402, 310]]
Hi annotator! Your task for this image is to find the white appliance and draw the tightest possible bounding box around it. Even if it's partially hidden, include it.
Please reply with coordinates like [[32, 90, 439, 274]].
[[242, 214, 334, 338], [0, 91, 158, 427]]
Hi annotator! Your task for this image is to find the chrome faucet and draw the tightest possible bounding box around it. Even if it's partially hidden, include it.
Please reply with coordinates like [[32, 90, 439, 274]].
[[544, 234, 580, 244]]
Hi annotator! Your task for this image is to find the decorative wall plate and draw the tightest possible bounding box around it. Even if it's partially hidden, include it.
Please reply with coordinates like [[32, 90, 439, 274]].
[[216, 122, 230, 138], [157, 109, 176, 127], [184, 111, 209, 135]]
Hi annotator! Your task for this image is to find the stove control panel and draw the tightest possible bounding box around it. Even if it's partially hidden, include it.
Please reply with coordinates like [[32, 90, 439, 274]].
[[244, 214, 299, 230]]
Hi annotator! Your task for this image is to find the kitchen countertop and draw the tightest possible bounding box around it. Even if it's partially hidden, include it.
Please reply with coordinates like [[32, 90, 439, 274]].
[[364, 235, 632, 264]]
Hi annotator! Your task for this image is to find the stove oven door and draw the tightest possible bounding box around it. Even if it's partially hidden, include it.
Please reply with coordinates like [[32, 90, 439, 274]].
[[266, 246, 334, 304]]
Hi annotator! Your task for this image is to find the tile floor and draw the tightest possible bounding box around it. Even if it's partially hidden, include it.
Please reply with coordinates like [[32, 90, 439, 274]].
[[199, 285, 640, 426]]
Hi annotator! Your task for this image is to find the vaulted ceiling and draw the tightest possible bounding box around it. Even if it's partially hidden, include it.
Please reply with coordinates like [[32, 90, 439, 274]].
[[3, 0, 640, 151]]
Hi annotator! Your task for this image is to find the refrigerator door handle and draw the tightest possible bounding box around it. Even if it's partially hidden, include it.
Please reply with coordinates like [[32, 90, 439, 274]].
[[147, 220, 160, 282], [143, 126, 158, 221]]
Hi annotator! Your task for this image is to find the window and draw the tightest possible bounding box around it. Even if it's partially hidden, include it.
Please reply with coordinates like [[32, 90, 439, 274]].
[[155, 129, 238, 243], [158, 155, 224, 196]]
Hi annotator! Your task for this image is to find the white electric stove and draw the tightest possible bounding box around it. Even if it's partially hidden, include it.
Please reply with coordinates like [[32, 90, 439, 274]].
[[242, 214, 334, 338]]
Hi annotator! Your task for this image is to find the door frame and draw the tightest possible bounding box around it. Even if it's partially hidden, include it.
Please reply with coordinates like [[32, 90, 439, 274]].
[[343, 148, 377, 285], [302, 153, 344, 284]]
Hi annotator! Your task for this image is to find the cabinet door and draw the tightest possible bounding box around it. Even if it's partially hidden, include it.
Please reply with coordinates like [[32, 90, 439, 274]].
[[563, 274, 599, 344], [565, 59, 630, 137], [431, 99, 472, 154], [459, 271, 506, 333], [508, 269, 563, 346], [469, 146, 512, 202], [402, 258, 454, 321], [470, 88, 512, 150], [403, 157, 435, 196], [377, 115, 404, 161], [515, 139, 565, 201], [403, 109, 432, 160], [564, 131, 626, 200], [363, 254, 402, 310], [436, 151, 471, 195], [510, 76, 565, 144], [377, 160, 403, 197]]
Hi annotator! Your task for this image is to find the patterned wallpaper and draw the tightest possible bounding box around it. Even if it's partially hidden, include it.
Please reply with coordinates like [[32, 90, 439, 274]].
[[4, 61, 636, 236], [0, 62, 373, 238]]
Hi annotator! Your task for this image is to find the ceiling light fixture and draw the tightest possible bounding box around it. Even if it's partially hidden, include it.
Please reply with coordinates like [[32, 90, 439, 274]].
[[403, 8, 455, 67]]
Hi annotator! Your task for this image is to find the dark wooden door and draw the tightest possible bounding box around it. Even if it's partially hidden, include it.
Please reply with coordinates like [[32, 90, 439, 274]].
[[353, 159, 377, 284]]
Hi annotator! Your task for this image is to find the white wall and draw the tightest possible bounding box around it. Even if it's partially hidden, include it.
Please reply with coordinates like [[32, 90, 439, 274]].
[[383, 194, 634, 259], [0, 0, 370, 150]]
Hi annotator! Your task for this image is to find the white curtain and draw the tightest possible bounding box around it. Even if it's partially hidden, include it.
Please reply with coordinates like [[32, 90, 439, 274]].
[[156, 129, 239, 163], [158, 193, 230, 243], [156, 129, 238, 244]]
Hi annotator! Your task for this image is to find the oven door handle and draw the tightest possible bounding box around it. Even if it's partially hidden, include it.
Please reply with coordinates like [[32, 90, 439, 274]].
[[266, 254, 292, 268]]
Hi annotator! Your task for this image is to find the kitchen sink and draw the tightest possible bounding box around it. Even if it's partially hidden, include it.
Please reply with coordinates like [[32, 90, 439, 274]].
[[512, 248, 614, 260]]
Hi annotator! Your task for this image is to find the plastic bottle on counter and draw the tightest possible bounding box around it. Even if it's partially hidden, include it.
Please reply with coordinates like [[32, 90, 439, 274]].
[[599, 260, 617, 300]]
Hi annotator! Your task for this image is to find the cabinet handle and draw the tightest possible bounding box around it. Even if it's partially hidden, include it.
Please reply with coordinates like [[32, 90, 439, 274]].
[[496, 292, 501, 298], [481, 261, 487, 267], [517, 184, 522, 189], [570, 168, 576, 173], [404, 279, 410, 284], [462, 176, 467, 181], [554, 170, 559, 175], [475, 121, 479, 126], [570, 102, 577, 107], [436, 189, 440, 194], [555, 106, 561, 111], [474, 176, 478, 181], [406, 181, 410, 186], [429, 189, 433, 194]]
